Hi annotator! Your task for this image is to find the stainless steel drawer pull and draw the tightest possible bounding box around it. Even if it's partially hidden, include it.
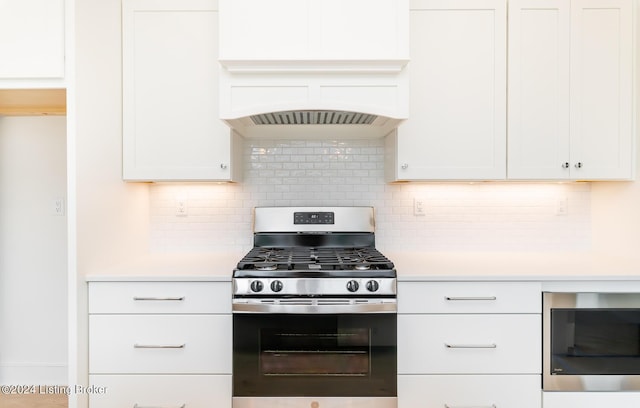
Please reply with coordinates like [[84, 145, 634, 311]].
[[445, 296, 497, 301], [444, 404, 496, 408], [445, 343, 497, 349], [133, 296, 185, 301], [133, 343, 186, 349], [133, 404, 186, 408]]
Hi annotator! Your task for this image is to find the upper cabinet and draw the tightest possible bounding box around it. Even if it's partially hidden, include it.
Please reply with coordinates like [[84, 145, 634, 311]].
[[0, 0, 65, 83], [386, 0, 507, 181], [508, 0, 633, 180], [388, 0, 634, 182], [218, 0, 409, 65], [122, 0, 241, 182]]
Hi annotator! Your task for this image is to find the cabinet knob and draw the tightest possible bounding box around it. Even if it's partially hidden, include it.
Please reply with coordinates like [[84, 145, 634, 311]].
[[574, 162, 583, 169], [562, 162, 569, 169], [401, 163, 409, 170], [220, 163, 228, 170]]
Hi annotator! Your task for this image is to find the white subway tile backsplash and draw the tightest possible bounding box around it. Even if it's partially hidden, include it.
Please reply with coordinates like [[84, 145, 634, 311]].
[[149, 138, 591, 253]]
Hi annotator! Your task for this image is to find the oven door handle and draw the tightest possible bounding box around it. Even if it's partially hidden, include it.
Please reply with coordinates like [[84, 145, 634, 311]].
[[232, 300, 397, 314]]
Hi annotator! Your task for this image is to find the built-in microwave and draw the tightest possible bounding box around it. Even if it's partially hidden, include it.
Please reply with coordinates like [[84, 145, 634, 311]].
[[543, 292, 640, 391]]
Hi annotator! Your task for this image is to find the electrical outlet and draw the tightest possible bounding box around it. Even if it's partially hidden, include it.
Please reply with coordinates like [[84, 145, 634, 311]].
[[52, 198, 65, 216], [414, 198, 426, 216], [556, 197, 568, 216], [176, 199, 188, 216]]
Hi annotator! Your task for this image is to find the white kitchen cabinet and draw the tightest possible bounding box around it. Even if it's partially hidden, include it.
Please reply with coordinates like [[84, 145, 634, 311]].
[[398, 281, 541, 314], [0, 0, 65, 81], [122, 0, 241, 181], [398, 314, 541, 374], [508, 0, 633, 180], [88, 281, 231, 314], [568, 0, 633, 180], [397, 281, 542, 407], [543, 392, 640, 408], [400, 375, 541, 408], [89, 314, 231, 374], [218, 0, 409, 63], [88, 281, 232, 408], [386, 0, 507, 181], [89, 375, 231, 408]]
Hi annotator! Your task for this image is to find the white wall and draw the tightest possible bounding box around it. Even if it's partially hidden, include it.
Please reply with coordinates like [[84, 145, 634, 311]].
[[0, 116, 67, 384], [71, 0, 149, 405]]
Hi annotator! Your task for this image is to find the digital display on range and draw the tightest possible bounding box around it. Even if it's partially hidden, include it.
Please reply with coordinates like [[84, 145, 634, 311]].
[[293, 212, 335, 224]]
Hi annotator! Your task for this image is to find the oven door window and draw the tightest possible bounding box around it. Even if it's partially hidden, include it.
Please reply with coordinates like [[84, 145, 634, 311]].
[[261, 327, 370, 376], [551, 308, 640, 375], [233, 313, 396, 397]]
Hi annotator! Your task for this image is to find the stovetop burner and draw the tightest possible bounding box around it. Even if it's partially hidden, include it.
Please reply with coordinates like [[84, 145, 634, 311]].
[[236, 246, 394, 273]]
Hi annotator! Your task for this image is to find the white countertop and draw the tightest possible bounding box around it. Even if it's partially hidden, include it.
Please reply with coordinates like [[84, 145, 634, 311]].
[[389, 251, 640, 281], [84, 252, 242, 282], [84, 251, 640, 282]]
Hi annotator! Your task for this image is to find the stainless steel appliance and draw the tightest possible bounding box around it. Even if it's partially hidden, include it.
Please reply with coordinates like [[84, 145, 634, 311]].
[[543, 292, 640, 391], [232, 207, 397, 408]]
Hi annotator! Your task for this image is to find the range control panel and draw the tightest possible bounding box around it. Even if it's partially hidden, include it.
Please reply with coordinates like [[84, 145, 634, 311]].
[[294, 212, 335, 225]]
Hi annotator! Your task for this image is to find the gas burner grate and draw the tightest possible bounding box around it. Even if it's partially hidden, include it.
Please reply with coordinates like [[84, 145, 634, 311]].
[[236, 247, 394, 272]]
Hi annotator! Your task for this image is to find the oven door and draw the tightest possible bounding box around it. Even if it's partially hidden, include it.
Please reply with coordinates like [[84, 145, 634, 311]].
[[233, 310, 396, 400]]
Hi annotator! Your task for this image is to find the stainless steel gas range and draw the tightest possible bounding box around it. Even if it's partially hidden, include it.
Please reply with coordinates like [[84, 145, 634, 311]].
[[232, 207, 397, 408]]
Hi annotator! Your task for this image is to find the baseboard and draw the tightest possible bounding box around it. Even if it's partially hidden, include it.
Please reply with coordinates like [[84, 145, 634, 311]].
[[0, 362, 68, 385]]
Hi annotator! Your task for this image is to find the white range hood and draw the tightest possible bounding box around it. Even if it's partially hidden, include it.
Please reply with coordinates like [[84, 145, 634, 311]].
[[218, 0, 409, 139]]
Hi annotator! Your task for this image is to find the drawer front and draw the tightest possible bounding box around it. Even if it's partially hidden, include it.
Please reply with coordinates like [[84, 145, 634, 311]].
[[89, 374, 231, 408], [398, 314, 541, 374], [398, 281, 541, 314], [89, 315, 231, 374], [543, 391, 640, 408], [399, 375, 541, 408], [88, 281, 231, 314]]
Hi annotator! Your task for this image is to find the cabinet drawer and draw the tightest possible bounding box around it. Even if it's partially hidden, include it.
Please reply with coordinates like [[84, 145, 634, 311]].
[[89, 374, 231, 408], [88, 281, 231, 314], [398, 314, 541, 374], [399, 374, 541, 408], [543, 391, 640, 408], [89, 315, 231, 374], [398, 282, 541, 314]]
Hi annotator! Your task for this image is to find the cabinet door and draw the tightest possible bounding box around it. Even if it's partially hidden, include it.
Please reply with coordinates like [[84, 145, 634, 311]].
[[507, 0, 570, 180], [0, 0, 65, 79], [399, 375, 541, 408], [394, 0, 506, 180], [569, 0, 633, 180], [122, 0, 238, 181]]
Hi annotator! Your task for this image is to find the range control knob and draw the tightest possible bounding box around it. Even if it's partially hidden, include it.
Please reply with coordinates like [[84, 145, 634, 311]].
[[346, 280, 360, 292], [270, 280, 283, 292], [250, 280, 264, 293], [366, 280, 380, 292]]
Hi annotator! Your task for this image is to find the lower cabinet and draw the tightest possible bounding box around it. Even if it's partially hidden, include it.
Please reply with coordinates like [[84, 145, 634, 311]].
[[88, 281, 232, 408], [543, 392, 640, 408], [89, 375, 231, 408], [397, 281, 542, 407], [398, 314, 541, 374], [89, 314, 231, 374], [399, 375, 541, 408]]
